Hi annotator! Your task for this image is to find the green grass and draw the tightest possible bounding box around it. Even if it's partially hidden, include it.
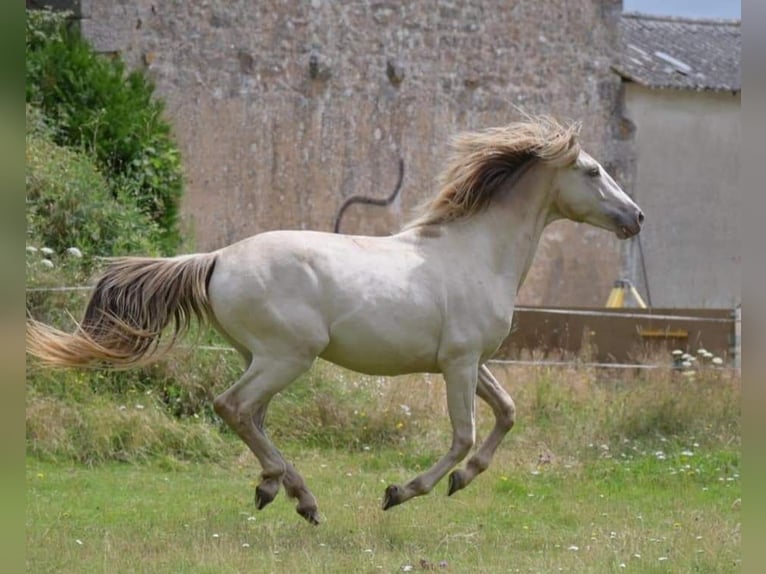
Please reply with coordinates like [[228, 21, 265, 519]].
[[26, 444, 740, 573], [26, 361, 741, 572]]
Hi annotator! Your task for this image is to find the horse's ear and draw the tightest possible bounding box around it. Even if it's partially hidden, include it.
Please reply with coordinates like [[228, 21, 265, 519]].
[[567, 132, 577, 149]]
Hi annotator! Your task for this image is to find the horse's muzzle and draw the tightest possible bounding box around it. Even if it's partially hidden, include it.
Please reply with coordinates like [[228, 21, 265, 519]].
[[614, 209, 644, 239]]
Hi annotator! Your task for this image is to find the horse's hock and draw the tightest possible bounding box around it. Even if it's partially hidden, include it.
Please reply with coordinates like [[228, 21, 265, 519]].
[[65, 0, 629, 307]]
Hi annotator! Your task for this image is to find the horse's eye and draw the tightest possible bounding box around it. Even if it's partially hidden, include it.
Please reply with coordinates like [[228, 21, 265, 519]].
[[587, 166, 600, 177]]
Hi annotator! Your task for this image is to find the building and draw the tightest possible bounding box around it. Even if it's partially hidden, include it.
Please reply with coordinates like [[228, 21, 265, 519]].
[[613, 13, 741, 308]]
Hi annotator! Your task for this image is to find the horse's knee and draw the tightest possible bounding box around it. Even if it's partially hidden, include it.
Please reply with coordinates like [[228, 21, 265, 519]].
[[498, 398, 516, 432], [495, 398, 516, 432]]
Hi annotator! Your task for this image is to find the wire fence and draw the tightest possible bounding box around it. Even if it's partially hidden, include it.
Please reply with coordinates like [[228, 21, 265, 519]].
[[188, 344, 739, 372]]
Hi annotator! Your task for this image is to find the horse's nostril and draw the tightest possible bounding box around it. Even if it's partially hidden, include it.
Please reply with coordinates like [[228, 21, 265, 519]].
[[637, 211, 645, 225]]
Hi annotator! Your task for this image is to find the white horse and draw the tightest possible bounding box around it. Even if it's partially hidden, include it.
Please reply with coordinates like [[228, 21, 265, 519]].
[[27, 116, 643, 525]]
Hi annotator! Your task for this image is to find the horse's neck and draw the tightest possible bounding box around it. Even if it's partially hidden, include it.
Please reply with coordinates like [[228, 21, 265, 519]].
[[470, 162, 555, 291]]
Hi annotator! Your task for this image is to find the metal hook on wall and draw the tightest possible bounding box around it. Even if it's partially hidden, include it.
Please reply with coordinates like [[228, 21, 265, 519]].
[[333, 157, 405, 234]]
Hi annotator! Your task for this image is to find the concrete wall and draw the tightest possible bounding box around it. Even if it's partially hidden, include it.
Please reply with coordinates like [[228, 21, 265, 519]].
[[623, 84, 740, 308], [70, 0, 628, 306]]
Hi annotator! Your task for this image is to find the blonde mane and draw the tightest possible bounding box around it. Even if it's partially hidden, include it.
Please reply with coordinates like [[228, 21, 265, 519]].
[[405, 116, 581, 229]]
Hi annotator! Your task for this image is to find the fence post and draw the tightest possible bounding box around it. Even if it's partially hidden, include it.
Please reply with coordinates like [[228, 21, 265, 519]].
[[732, 305, 741, 372]]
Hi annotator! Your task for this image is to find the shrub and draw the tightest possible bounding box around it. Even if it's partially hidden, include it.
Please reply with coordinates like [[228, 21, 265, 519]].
[[26, 105, 162, 323], [26, 9, 183, 253], [26, 121, 161, 262]]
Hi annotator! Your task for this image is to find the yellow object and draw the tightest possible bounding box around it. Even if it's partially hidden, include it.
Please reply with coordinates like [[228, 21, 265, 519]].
[[606, 279, 647, 308], [638, 328, 688, 339]]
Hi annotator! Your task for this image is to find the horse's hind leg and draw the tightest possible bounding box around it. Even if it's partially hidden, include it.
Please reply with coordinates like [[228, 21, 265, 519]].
[[251, 406, 319, 523], [447, 364, 515, 495], [213, 357, 320, 524]]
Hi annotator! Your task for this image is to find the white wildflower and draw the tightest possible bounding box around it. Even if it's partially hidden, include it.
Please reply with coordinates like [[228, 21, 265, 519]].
[[66, 247, 83, 258], [40, 259, 54, 269], [40, 247, 54, 255], [712, 357, 723, 366]]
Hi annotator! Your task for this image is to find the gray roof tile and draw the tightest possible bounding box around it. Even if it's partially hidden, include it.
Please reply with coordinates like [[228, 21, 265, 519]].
[[614, 13, 740, 92]]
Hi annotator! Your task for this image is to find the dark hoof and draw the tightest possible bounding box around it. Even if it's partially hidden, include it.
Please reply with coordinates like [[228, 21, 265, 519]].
[[254, 485, 277, 510], [297, 506, 321, 525], [447, 470, 464, 496], [382, 484, 404, 510]]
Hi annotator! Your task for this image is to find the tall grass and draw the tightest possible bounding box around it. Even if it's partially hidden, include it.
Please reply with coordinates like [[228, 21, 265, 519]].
[[26, 347, 740, 467]]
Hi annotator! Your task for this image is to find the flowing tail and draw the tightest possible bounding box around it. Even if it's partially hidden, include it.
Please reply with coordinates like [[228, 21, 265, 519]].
[[26, 253, 218, 369]]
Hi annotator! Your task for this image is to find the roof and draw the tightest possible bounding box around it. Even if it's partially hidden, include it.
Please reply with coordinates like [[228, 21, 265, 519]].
[[613, 12, 741, 92]]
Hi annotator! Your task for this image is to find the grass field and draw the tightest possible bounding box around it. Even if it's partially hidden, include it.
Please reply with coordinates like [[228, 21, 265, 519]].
[[26, 361, 741, 573]]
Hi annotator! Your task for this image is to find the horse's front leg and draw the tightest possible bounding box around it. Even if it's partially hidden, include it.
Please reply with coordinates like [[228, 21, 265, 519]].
[[447, 364, 516, 495], [382, 358, 479, 510]]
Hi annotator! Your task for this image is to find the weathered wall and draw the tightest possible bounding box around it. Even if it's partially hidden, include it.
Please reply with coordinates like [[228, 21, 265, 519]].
[[74, 0, 627, 306], [623, 84, 741, 308]]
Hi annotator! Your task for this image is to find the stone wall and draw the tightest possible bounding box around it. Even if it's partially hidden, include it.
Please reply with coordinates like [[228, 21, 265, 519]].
[[52, 0, 630, 306]]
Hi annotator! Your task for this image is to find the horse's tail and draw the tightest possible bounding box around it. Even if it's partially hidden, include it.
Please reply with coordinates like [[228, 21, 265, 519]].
[[26, 253, 218, 369]]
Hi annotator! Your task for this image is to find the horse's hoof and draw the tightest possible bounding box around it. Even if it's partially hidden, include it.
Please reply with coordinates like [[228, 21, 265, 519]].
[[447, 470, 464, 496], [382, 484, 403, 510], [297, 505, 321, 525], [254, 485, 277, 510]]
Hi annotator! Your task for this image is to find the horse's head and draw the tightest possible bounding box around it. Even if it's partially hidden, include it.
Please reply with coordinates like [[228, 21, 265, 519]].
[[550, 150, 644, 239]]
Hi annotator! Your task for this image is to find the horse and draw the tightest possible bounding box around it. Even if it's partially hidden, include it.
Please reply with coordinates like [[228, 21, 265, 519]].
[[26, 116, 643, 525]]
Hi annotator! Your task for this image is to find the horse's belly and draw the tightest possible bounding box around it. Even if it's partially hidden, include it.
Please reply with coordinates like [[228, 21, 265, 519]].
[[319, 323, 440, 376]]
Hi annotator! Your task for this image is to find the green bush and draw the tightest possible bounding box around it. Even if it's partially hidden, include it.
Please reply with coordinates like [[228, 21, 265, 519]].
[[26, 105, 162, 323], [26, 115, 161, 262], [26, 9, 183, 254]]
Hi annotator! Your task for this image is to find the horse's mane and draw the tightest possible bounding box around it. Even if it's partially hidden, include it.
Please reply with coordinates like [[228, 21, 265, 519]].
[[405, 115, 581, 229]]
